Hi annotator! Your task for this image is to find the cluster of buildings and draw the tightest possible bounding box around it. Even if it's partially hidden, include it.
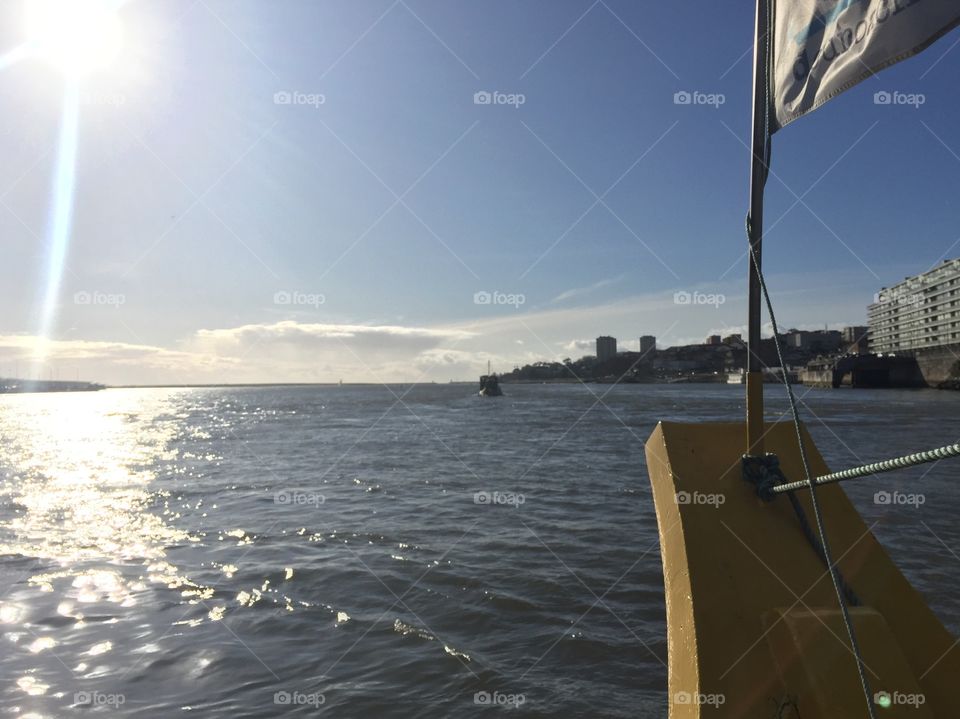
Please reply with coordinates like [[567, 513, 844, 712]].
[[506, 259, 960, 387], [591, 326, 867, 379], [595, 335, 657, 362]]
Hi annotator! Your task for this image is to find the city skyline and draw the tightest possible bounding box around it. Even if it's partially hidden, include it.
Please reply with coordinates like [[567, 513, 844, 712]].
[[2, 1, 959, 384]]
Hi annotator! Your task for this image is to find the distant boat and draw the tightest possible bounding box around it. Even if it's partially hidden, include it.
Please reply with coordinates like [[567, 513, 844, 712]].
[[478, 374, 502, 397], [478, 361, 503, 397]]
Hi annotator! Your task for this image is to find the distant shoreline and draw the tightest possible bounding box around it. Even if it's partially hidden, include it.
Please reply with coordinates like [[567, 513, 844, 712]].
[[3, 380, 942, 392], [109, 382, 477, 388]]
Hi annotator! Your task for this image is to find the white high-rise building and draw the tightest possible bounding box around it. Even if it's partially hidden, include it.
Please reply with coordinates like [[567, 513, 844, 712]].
[[868, 258, 960, 353]]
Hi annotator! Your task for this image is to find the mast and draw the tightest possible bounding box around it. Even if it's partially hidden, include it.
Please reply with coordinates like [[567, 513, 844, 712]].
[[746, 0, 770, 455]]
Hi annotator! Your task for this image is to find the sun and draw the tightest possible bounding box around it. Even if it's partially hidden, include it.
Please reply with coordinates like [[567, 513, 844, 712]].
[[24, 0, 124, 77]]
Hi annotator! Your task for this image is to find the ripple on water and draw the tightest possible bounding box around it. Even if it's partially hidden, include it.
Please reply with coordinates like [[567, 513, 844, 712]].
[[0, 385, 958, 718]]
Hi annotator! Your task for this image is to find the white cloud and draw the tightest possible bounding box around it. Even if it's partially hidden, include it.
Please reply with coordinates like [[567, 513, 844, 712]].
[[0, 322, 478, 385], [551, 276, 623, 304], [561, 339, 595, 355], [184, 321, 480, 383], [0, 334, 228, 366], [191, 321, 474, 355], [0, 268, 873, 385], [0, 334, 240, 385]]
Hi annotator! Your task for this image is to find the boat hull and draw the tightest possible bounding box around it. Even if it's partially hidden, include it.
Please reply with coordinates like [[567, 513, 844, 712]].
[[644, 421, 959, 717]]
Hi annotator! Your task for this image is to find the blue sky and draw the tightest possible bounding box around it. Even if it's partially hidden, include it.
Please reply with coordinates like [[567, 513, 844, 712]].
[[1, 0, 959, 383]]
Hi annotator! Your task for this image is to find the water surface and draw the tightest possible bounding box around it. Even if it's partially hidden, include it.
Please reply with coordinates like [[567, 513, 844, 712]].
[[1, 384, 957, 717]]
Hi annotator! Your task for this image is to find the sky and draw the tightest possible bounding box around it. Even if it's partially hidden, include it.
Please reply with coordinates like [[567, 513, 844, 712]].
[[1, 0, 959, 384]]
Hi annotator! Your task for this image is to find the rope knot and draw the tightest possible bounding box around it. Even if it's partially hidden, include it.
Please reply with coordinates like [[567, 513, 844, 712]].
[[742, 453, 787, 502]]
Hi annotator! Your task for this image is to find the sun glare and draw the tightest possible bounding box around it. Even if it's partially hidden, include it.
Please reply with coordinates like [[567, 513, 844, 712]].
[[24, 0, 124, 76]]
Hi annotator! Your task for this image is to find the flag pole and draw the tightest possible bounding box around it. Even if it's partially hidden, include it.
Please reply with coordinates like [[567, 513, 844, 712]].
[[746, 0, 770, 455]]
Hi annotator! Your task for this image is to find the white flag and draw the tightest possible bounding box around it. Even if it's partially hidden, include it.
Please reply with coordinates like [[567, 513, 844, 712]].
[[772, 0, 960, 131]]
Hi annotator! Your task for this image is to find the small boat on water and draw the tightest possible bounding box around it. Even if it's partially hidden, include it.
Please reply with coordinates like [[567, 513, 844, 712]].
[[645, 3, 960, 716], [479, 361, 503, 397], [478, 374, 502, 397]]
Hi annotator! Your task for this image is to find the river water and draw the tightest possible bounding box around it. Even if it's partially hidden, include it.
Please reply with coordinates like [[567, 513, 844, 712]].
[[1, 384, 957, 717]]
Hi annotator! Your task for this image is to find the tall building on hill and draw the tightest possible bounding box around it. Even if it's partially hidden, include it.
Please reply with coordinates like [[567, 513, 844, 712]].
[[596, 336, 617, 362], [639, 335, 656, 355]]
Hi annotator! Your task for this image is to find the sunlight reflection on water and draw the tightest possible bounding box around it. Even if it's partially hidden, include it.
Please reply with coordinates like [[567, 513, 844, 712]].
[[0, 390, 209, 708], [0, 390, 190, 563]]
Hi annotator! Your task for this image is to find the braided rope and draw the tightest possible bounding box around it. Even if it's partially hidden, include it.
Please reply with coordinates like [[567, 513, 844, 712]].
[[771, 443, 960, 494]]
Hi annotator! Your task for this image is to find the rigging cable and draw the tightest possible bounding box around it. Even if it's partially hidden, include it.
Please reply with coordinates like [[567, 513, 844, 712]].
[[745, 1, 877, 714], [745, 236, 876, 719]]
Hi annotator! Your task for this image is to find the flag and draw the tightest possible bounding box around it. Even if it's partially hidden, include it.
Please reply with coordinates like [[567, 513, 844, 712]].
[[772, 0, 960, 131]]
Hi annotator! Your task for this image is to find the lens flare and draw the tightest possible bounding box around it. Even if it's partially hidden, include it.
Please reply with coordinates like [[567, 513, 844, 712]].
[[24, 0, 124, 77], [31, 80, 80, 376]]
